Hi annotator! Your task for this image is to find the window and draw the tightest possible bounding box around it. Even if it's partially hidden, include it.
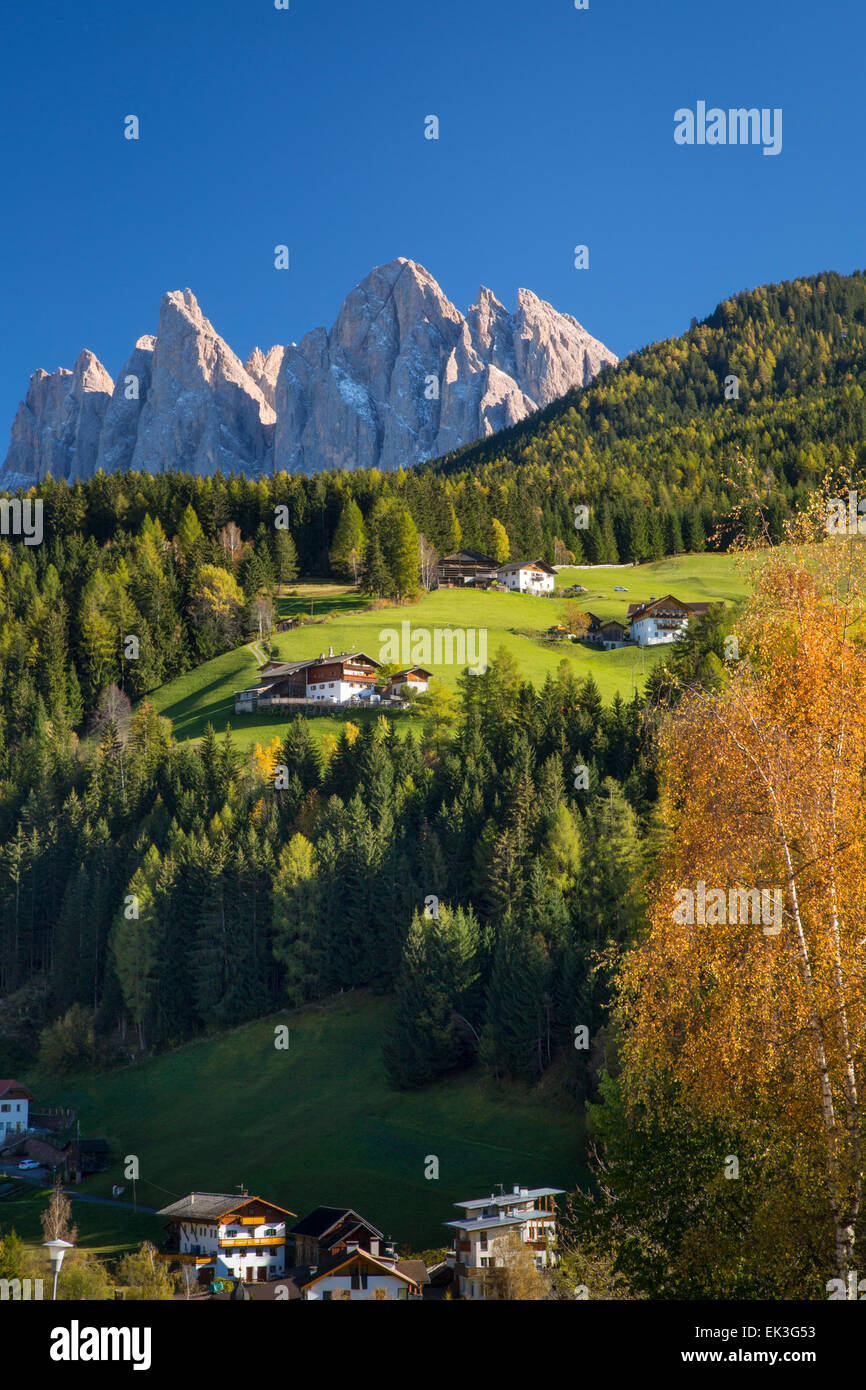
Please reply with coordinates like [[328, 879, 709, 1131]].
[[350, 1270, 368, 1290], [322, 1290, 333, 1301], [265, 1228, 276, 1237], [0, 1105, 9, 1113]]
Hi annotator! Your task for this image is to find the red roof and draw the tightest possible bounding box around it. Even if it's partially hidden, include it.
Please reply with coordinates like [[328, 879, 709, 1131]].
[[0, 1080, 36, 1102]]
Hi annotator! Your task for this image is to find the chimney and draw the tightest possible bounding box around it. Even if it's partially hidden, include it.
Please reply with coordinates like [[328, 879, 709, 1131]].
[[513, 1185, 520, 1195], [328, 645, 334, 657]]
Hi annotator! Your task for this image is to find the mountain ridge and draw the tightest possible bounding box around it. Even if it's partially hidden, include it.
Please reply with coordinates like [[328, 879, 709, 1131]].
[[1, 258, 616, 486]]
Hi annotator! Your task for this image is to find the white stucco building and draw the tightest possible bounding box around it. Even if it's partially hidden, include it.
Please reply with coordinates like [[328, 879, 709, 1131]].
[[157, 1192, 297, 1286], [496, 560, 557, 594], [626, 594, 711, 646], [0, 1080, 34, 1142]]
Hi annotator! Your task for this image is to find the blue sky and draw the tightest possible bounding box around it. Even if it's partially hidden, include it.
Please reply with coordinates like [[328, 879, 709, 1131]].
[[0, 0, 863, 436]]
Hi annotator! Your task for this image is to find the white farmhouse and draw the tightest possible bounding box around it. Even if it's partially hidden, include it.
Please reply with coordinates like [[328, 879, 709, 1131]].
[[0, 1080, 34, 1141], [626, 594, 711, 646], [157, 1192, 297, 1287], [235, 649, 381, 713], [496, 560, 556, 594], [445, 1184, 564, 1300]]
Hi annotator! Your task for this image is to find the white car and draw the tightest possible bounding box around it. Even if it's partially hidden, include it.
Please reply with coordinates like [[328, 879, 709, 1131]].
[[18, 1159, 40, 1170]]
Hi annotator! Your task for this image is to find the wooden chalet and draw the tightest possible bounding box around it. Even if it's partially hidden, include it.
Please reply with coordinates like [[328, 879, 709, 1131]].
[[434, 548, 500, 589], [291, 1206, 385, 1265], [586, 614, 629, 649]]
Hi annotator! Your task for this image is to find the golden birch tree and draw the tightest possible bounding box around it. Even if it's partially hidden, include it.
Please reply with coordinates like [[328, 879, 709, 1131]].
[[620, 503, 866, 1284]]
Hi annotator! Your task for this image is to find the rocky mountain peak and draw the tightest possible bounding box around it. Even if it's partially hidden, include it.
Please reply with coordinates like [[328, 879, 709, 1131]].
[[2, 260, 617, 484]]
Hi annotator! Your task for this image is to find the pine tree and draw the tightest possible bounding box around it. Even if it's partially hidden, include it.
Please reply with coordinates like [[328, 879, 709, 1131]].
[[382, 905, 480, 1089], [272, 834, 322, 1005], [274, 528, 299, 589], [360, 531, 389, 597], [329, 499, 367, 582]]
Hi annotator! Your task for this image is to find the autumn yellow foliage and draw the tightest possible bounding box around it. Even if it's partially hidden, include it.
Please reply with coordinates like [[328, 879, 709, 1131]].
[[621, 509, 866, 1277]]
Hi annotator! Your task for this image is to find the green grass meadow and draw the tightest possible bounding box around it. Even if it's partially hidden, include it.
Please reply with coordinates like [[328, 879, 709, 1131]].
[[148, 556, 751, 750], [21, 992, 586, 1254]]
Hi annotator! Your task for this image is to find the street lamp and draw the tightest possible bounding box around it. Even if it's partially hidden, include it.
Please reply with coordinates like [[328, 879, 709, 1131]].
[[43, 1238, 74, 1300]]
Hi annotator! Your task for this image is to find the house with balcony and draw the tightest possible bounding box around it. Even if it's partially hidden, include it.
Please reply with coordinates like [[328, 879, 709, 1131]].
[[626, 595, 711, 646], [445, 1185, 565, 1300], [496, 560, 556, 595], [234, 648, 381, 712], [157, 1192, 297, 1286], [0, 1080, 35, 1144]]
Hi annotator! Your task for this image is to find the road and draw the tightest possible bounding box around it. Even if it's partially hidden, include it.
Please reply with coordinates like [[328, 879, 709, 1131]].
[[1, 1167, 156, 1213]]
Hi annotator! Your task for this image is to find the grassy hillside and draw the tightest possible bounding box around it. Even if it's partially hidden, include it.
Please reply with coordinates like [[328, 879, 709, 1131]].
[[21, 992, 585, 1254], [148, 555, 749, 748], [557, 552, 754, 616], [0, 1179, 163, 1256]]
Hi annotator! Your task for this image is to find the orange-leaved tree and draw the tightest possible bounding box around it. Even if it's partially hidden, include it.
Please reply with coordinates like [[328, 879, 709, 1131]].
[[619, 502, 866, 1283]]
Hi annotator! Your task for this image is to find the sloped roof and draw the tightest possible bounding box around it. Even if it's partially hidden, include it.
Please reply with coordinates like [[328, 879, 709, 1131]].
[[626, 595, 713, 620], [300, 1248, 424, 1290], [256, 652, 381, 683], [156, 1193, 297, 1222], [438, 549, 498, 567], [496, 559, 556, 575], [0, 1080, 36, 1102], [291, 1205, 382, 1241]]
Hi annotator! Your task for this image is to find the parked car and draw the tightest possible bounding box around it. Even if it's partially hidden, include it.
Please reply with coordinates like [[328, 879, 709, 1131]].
[[18, 1159, 40, 1170], [614, 585, 628, 592]]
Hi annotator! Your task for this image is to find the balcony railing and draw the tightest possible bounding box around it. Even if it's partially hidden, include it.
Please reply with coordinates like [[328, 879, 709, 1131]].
[[221, 1236, 285, 1249]]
